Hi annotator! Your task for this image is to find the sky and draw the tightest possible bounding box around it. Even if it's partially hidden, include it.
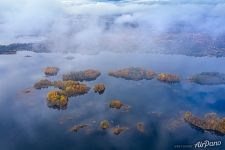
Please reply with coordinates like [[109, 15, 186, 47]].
[[0, 0, 225, 53]]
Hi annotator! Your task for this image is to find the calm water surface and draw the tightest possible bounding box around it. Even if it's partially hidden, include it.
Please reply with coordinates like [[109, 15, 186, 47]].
[[0, 52, 225, 150]]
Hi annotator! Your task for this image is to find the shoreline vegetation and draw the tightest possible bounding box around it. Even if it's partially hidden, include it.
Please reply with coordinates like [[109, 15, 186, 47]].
[[0, 43, 49, 54], [1, 32, 225, 57]]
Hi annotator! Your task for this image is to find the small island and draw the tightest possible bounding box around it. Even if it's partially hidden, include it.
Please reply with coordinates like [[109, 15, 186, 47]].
[[69, 124, 89, 132], [100, 120, 110, 129], [34, 79, 52, 89], [44, 67, 59, 76], [93, 83, 105, 94], [63, 69, 101, 81], [109, 100, 124, 109], [157, 73, 180, 83], [47, 90, 68, 109], [53, 80, 90, 97], [112, 127, 128, 135], [184, 112, 225, 135], [109, 67, 156, 81], [34, 80, 90, 97], [189, 72, 225, 85], [136, 122, 145, 133]]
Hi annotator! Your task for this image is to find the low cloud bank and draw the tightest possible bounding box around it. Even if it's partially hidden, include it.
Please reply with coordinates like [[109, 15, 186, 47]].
[[0, 0, 225, 53]]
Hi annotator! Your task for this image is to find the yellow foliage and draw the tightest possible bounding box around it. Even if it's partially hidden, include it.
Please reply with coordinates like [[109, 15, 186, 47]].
[[100, 120, 110, 129], [47, 90, 68, 109], [94, 83, 105, 94]]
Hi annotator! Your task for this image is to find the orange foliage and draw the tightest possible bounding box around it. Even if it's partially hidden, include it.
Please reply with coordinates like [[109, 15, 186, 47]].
[[34, 79, 52, 89], [184, 112, 225, 135], [109, 100, 123, 109], [52, 80, 89, 97], [109, 67, 156, 80], [83, 69, 101, 79], [157, 73, 180, 83], [44, 67, 59, 76]]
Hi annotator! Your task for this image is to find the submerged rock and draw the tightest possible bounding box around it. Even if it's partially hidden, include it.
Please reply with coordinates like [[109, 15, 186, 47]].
[[65, 56, 75, 60], [100, 120, 110, 129], [44, 67, 59, 76], [22, 88, 32, 93], [189, 72, 225, 85], [123, 105, 132, 112], [63, 69, 101, 81], [59, 116, 73, 125], [34, 79, 52, 89], [69, 124, 89, 132], [94, 83, 105, 94], [24, 55, 32, 57], [136, 122, 145, 133], [109, 100, 123, 109], [46, 90, 68, 109], [157, 73, 180, 83], [109, 67, 156, 81], [112, 127, 127, 135], [184, 112, 225, 135]]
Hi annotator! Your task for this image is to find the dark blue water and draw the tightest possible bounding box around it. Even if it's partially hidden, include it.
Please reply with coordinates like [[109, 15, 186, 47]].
[[0, 52, 225, 150]]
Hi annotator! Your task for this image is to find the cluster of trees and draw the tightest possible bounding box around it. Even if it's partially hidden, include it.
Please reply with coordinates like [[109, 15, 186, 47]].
[[109, 67, 156, 81], [63, 69, 101, 81], [184, 112, 225, 135]]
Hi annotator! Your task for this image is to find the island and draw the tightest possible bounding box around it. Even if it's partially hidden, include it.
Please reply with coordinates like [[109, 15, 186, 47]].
[[184, 112, 225, 135], [100, 120, 110, 129], [157, 73, 180, 83], [34, 79, 52, 89], [44, 67, 59, 76], [63, 69, 101, 81], [109, 100, 124, 109], [93, 83, 105, 94], [34, 79, 90, 109], [47, 90, 68, 109], [189, 72, 225, 85], [112, 127, 128, 135], [109, 67, 156, 81]]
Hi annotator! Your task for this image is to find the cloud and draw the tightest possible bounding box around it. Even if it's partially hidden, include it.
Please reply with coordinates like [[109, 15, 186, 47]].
[[0, 0, 225, 53]]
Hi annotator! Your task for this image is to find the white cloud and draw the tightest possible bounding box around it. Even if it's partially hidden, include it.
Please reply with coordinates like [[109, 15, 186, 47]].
[[0, 0, 225, 52]]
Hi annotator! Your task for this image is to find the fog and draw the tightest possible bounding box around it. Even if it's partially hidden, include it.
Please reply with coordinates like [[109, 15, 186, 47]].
[[0, 0, 225, 53]]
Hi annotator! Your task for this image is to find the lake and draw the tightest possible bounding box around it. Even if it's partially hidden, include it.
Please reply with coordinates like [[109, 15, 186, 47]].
[[0, 51, 225, 150]]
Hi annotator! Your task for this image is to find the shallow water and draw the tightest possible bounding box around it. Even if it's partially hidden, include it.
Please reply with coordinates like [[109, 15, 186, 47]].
[[0, 52, 225, 150]]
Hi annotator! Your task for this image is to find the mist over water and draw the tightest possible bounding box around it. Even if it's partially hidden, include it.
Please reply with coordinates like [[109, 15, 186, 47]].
[[0, 0, 225, 53]]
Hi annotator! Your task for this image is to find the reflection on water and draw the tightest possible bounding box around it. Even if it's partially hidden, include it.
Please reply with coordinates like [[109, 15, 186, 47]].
[[0, 52, 225, 150]]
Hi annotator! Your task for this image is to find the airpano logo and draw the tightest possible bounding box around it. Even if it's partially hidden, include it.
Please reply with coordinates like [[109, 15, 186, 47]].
[[194, 140, 221, 148], [174, 140, 222, 149]]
